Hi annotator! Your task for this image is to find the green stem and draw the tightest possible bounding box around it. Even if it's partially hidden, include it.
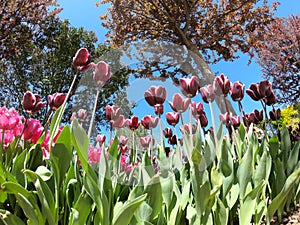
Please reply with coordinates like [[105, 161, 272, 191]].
[[209, 101, 219, 161]]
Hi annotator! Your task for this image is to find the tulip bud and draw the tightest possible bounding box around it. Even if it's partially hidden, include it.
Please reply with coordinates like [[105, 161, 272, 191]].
[[269, 108, 281, 121], [213, 73, 231, 96], [48, 93, 66, 111], [73, 48, 92, 71], [93, 61, 112, 87], [230, 81, 245, 101], [163, 127, 173, 138], [96, 134, 106, 145], [154, 104, 164, 116]]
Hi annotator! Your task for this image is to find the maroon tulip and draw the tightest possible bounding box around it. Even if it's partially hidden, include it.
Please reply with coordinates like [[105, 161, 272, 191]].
[[264, 92, 276, 106], [140, 136, 154, 148], [126, 116, 140, 131], [96, 134, 106, 145], [243, 109, 263, 125], [230, 81, 245, 101], [179, 76, 199, 98], [169, 93, 191, 113], [73, 48, 92, 71], [269, 108, 281, 121], [246, 84, 263, 101], [93, 61, 112, 87], [163, 127, 173, 138], [258, 80, 273, 98], [200, 85, 215, 103], [198, 112, 208, 128], [168, 135, 177, 145], [144, 86, 167, 107], [48, 93, 66, 111], [166, 112, 180, 126], [219, 112, 230, 126], [141, 115, 159, 130], [230, 115, 241, 129], [213, 73, 231, 96], [22, 91, 46, 114], [154, 104, 164, 116], [191, 102, 205, 120]]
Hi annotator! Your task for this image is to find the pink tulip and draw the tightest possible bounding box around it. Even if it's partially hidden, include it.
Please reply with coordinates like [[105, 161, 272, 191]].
[[200, 85, 215, 103], [111, 115, 125, 128], [0, 107, 21, 130], [93, 61, 112, 87], [213, 73, 231, 96], [88, 146, 102, 165], [179, 76, 199, 98], [96, 134, 106, 145], [166, 112, 180, 126], [191, 102, 205, 120], [144, 86, 167, 107], [141, 115, 159, 130], [125, 116, 140, 131], [120, 155, 133, 173], [105, 105, 122, 122], [140, 136, 153, 148], [73, 48, 92, 71], [169, 93, 191, 113], [23, 119, 43, 142], [48, 93, 66, 110]]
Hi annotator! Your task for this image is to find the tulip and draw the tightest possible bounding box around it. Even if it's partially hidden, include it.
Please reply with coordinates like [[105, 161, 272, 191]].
[[88, 146, 102, 165], [77, 109, 88, 122], [180, 124, 197, 135], [166, 112, 180, 126], [199, 85, 215, 103], [163, 127, 173, 138], [48, 93, 66, 111], [126, 116, 140, 131], [213, 73, 231, 96], [23, 118, 43, 142], [219, 112, 230, 126], [269, 108, 281, 121], [141, 115, 159, 130], [168, 135, 177, 145], [144, 86, 167, 107], [118, 135, 128, 147], [96, 134, 106, 145], [169, 93, 191, 113], [230, 81, 245, 101], [198, 112, 208, 128], [93, 61, 112, 87], [230, 115, 241, 129], [22, 91, 46, 114], [105, 105, 122, 122], [140, 136, 154, 148], [179, 76, 199, 98], [154, 104, 164, 116], [258, 80, 273, 98], [191, 102, 205, 120], [246, 84, 263, 101], [111, 115, 125, 128], [73, 48, 92, 71], [264, 92, 276, 106], [0, 107, 21, 130]]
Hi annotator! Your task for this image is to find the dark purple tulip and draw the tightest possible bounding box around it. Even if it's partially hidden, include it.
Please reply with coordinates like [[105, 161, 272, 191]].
[[258, 80, 273, 98], [230, 115, 240, 129], [191, 102, 205, 120], [200, 85, 215, 103], [264, 92, 276, 106], [166, 112, 180, 126], [168, 135, 177, 145], [22, 91, 46, 114], [179, 76, 199, 98], [246, 84, 263, 101], [230, 81, 245, 101], [269, 108, 281, 121], [144, 86, 167, 107], [198, 112, 208, 128], [213, 73, 231, 96], [163, 127, 173, 138]]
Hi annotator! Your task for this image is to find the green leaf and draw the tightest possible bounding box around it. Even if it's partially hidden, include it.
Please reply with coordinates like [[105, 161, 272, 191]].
[[113, 194, 147, 225], [35, 166, 52, 181], [0, 209, 26, 225], [253, 150, 271, 187], [71, 118, 89, 171], [134, 202, 153, 223], [280, 126, 291, 170], [161, 175, 174, 211], [69, 192, 93, 225], [214, 197, 228, 225], [287, 140, 300, 175], [268, 166, 300, 219], [269, 136, 279, 159]]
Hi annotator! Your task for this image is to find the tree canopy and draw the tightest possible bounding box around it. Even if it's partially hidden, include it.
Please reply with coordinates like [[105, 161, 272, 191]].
[[97, 0, 278, 113], [253, 15, 300, 105]]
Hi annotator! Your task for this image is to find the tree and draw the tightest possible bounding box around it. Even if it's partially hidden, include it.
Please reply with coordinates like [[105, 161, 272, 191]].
[[0, 15, 132, 133], [0, 0, 61, 64], [97, 0, 277, 113], [253, 15, 300, 105]]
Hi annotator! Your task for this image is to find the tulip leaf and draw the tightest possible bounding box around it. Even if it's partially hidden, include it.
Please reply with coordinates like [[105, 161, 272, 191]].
[[0, 209, 25, 225], [69, 192, 93, 225], [113, 194, 147, 225], [287, 140, 300, 175], [269, 136, 279, 159]]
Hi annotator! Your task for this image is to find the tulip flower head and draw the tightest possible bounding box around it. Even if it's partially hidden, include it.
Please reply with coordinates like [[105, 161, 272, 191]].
[[141, 115, 159, 130], [213, 73, 231, 96], [22, 91, 46, 114], [200, 85, 215, 103], [125, 116, 140, 131], [230, 81, 245, 101], [163, 127, 173, 138], [140, 136, 154, 148], [73, 48, 92, 72], [48, 93, 66, 111], [169, 93, 191, 113], [96, 134, 106, 145], [0, 107, 21, 130], [269, 108, 281, 121], [93, 61, 112, 87], [144, 86, 167, 107], [166, 112, 180, 126], [179, 76, 199, 98]]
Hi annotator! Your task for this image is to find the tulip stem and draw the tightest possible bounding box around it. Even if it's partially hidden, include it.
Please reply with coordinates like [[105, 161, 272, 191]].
[[88, 89, 100, 139], [209, 101, 219, 160]]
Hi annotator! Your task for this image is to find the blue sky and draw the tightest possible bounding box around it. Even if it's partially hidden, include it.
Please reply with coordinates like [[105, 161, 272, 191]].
[[57, 0, 300, 127]]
